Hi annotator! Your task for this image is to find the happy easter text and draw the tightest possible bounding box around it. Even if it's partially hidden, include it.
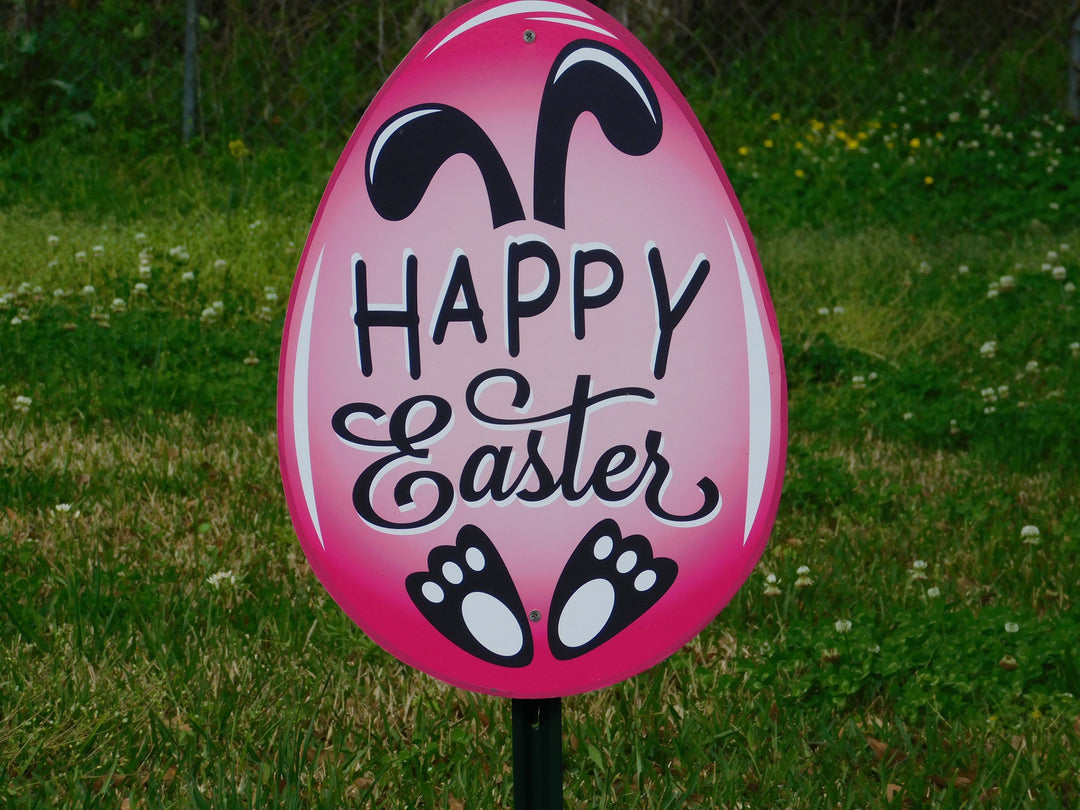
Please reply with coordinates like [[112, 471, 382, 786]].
[[331, 238, 722, 533]]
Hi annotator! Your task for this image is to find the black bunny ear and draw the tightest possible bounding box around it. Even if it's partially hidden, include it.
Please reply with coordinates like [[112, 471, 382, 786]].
[[366, 104, 525, 229], [533, 40, 663, 229]]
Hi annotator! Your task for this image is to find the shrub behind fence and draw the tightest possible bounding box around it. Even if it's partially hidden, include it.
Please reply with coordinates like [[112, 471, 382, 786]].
[[2, 0, 1076, 149]]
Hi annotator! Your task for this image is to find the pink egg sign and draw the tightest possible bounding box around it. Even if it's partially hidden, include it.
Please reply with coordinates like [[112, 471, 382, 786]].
[[278, 0, 786, 698]]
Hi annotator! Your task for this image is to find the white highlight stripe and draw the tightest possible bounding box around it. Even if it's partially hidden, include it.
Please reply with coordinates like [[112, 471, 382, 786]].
[[729, 222, 770, 545], [368, 108, 438, 185], [427, 1, 592, 56], [294, 246, 325, 548], [526, 16, 615, 38], [553, 46, 656, 123]]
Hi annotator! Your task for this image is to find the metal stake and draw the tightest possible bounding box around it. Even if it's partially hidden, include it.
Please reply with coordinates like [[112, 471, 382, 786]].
[[511, 698, 563, 809]]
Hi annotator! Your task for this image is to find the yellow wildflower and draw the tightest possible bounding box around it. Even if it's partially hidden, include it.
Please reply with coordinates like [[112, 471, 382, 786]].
[[770, 112, 781, 121], [738, 146, 749, 156], [909, 137, 921, 149], [229, 139, 250, 159]]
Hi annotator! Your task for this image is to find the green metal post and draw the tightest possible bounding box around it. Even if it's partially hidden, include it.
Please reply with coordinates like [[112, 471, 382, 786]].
[[512, 697, 563, 809]]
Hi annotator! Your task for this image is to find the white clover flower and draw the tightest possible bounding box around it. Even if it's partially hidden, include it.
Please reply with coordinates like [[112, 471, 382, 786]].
[[909, 560, 929, 580], [763, 573, 781, 597], [243, 354, 260, 366], [248, 219, 262, 230], [926, 586, 941, 598], [1052, 266, 1067, 281], [206, 569, 237, 589], [998, 275, 1016, 291], [834, 619, 852, 634], [1004, 622, 1019, 634], [1050, 202, 1060, 210], [948, 111, 960, 122], [1066, 282, 1076, 294], [200, 307, 218, 323], [1060, 243, 1070, 252], [264, 288, 278, 302], [181, 271, 195, 282], [139, 265, 152, 279], [852, 375, 866, 389], [918, 261, 931, 275], [168, 245, 187, 258], [53, 288, 66, 298], [984, 405, 996, 415], [997, 385, 1009, 398], [75, 250, 87, 261], [957, 265, 970, 274], [13, 395, 32, 413], [10, 316, 23, 326], [795, 565, 814, 588], [133, 282, 148, 295], [214, 258, 228, 269], [92, 245, 104, 256], [47, 234, 60, 245], [1025, 361, 1038, 373], [1047, 250, 1059, 261], [980, 341, 997, 358], [986, 289, 998, 299], [1070, 342, 1080, 358], [1020, 525, 1041, 545], [135, 232, 147, 242], [81, 285, 96, 296], [212, 300, 224, 312], [817, 306, 831, 315], [832, 305, 845, 315], [902, 412, 914, 421], [54, 503, 72, 513], [111, 298, 127, 312], [980, 387, 997, 402]]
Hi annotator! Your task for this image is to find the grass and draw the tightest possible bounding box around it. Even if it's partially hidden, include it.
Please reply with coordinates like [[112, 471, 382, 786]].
[[2, 72, 1080, 808]]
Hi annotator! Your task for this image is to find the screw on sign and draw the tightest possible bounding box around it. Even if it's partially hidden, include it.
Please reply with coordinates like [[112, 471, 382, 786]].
[[278, 0, 786, 802]]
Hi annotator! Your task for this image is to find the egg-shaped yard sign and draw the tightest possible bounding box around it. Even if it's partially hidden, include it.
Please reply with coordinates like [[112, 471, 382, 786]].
[[278, 0, 786, 698]]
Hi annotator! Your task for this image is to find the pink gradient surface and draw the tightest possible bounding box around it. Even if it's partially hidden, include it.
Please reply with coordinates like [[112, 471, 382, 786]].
[[278, 0, 787, 697]]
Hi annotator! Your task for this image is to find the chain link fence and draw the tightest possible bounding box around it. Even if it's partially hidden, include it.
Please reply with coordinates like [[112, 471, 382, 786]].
[[2, 0, 1077, 149]]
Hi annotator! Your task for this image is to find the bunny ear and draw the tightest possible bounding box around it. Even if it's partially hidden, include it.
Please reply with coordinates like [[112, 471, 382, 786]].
[[366, 104, 525, 229], [533, 40, 663, 229]]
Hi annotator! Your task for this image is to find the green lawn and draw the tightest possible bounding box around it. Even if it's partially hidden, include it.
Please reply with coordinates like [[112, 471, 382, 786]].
[[2, 85, 1079, 807]]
